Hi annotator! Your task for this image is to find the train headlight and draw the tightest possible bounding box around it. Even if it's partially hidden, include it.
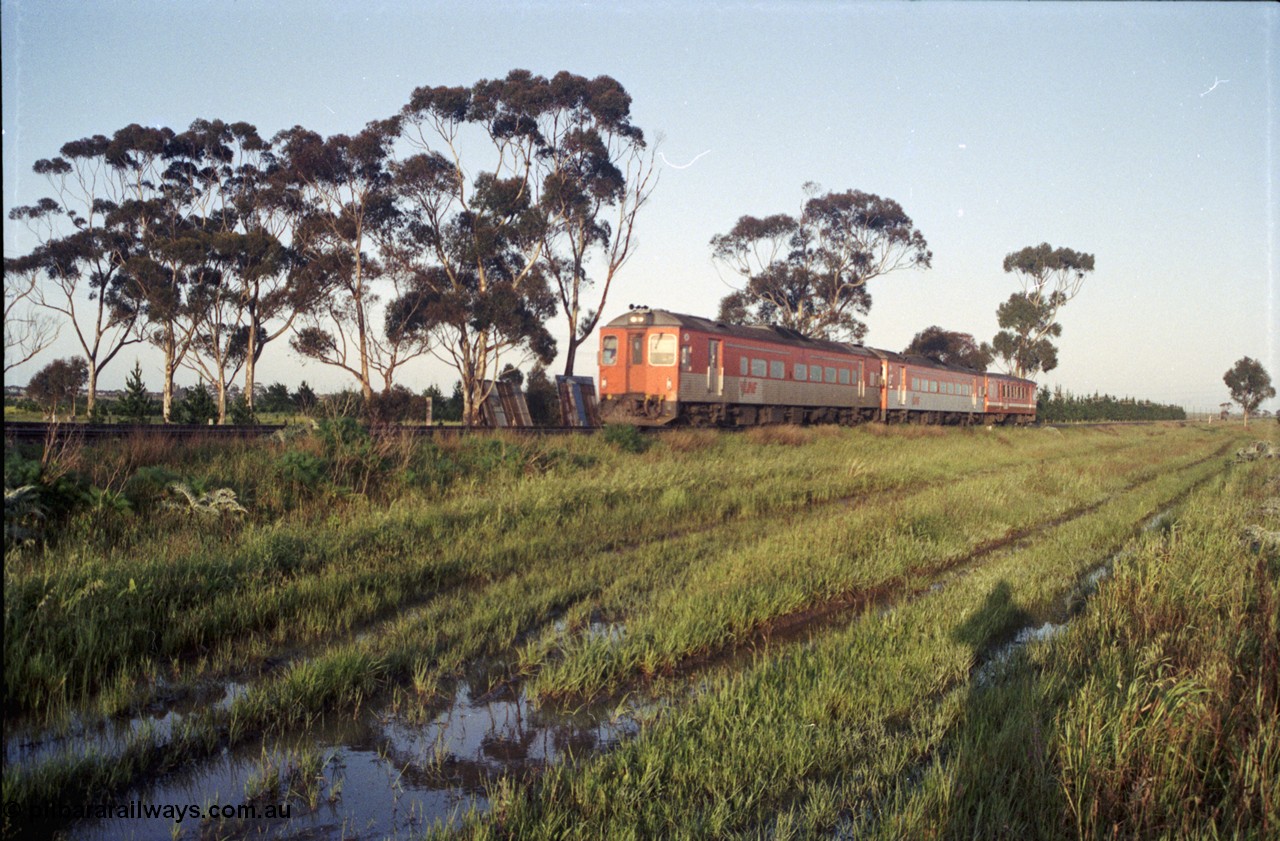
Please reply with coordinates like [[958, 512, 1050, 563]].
[[666, 377, 673, 391], [601, 378, 608, 390]]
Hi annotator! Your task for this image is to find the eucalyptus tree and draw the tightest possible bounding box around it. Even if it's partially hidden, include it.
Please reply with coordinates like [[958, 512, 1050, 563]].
[[103, 122, 213, 422], [279, 119, 428, 403], [991, 243, 1095, 378], [1223, 357, 1275, 427], [163, 119, 248, 423], [903, 326, 992, 370], [6, 135, 142, 414], [219, 123, 307, 410], [167, 119, 296, 423], [390, 70, 609, 424], [712, 185, 932, 342], [533, 72, 658, 376]]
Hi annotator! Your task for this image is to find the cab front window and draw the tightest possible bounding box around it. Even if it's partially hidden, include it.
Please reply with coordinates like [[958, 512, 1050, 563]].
[[602, 336, 618, 366], [649, 333, 677, 366]]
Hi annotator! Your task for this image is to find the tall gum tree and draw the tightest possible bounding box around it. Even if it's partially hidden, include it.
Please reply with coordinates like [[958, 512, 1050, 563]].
[[280, 119, 428, 403], [533, 72, 657, 376], [6, 136, 142, 415], [992, 242, 1094, 378], [391, 70, 570, 424], [106, 123, 213, 422], [712, 185, 932, 342], [165, 120, 253, 423], [220, 123, 306, 411]]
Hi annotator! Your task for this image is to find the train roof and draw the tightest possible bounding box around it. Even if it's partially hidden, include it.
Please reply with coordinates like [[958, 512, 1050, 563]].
[[602, 308, 1035, 385], [603, 308, 878, 357]]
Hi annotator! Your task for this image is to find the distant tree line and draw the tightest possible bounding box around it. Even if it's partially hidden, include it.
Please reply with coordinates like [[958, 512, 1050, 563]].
[[1037, 387, 1185, 423], [4, 70, 656, 425]]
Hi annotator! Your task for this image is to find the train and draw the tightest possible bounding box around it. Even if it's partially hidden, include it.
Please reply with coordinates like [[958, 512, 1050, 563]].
[[597, 307, 1037, 427]]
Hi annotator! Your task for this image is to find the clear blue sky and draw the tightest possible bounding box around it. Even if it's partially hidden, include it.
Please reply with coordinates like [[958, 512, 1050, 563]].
[[4, 0, 1276, 413]]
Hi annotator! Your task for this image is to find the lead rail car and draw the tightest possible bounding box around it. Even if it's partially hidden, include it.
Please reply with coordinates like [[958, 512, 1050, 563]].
[[597, 308, 1036, 427]]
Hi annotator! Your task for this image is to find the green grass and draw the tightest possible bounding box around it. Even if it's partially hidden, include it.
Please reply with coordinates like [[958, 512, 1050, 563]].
[[433, 442, 1255, 839], [7, 423, 1149, 721], [872, 452, 1279, 840], [2, 421, 1264, 839]]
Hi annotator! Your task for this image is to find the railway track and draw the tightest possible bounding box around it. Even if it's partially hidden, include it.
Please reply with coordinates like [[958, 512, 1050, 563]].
[[2, 421, 603, 445], [5, 419, 1176, 446]]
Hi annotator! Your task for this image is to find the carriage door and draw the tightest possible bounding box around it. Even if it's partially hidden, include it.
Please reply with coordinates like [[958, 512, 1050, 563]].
[[626, 332, 646, 393], [707, 339, 723, 395]]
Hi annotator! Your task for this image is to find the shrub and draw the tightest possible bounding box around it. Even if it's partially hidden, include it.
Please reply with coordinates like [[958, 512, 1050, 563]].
[[122, 465, 183, 510], [602, 424, 650, 454], [175, 384, 218, 425], [316, 418, 383, 494], [229, 395, 257, 425], [276, 450, 328, 496]]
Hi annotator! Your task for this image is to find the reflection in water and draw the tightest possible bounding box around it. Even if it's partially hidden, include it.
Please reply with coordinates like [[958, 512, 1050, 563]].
[[64, 677, 643, 840], [4, 681, 249, 769]]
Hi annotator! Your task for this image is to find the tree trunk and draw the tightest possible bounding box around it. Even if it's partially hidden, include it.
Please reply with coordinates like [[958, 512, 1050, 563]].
[[355, 297, 373, 403], [161, 331, 175, 423], [216, 379, 227, 424], [244, 320, 259, 411], [86, 365, 98, 417], [562, 336, 580, 378]]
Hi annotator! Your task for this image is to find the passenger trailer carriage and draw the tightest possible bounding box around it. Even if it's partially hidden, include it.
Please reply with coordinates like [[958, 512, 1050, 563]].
[[597, 308, 1036, 427]]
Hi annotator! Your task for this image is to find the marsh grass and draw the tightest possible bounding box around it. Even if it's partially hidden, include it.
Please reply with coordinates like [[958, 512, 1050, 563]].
[[430, 435, 1247, 839], [9, 423, 1105, 722], [871, 454, 1279, 840], [3, 423, 1258, 839]]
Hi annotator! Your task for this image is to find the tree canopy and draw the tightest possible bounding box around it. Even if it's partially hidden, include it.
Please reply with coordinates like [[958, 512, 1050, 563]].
[[1223, 356, 1275, 426], [992, 243, 1094, 378], [712, 186, 931, 342], [903, 326, 992, 370], [26, 356, 88, 420]]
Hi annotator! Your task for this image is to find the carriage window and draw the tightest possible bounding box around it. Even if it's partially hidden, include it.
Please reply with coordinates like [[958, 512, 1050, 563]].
[[602, 336, 618, 366], [680, 345, 692, 371], [930, 381, 938, 393], [741, 357, 749, 376], [810, 364, 822, 381], [912, 377, 919, 391], [751, 358, 768, 377], [794, 363, 807, 381], [839, 368, 850, 385], [824, 367, 836, 383], [771, 360, 785, 379], [649, 333, 676, 366]]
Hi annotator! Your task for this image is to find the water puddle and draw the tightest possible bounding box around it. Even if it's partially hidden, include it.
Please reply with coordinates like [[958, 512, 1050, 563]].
[[973, 504, 1176, 686], [4, 681, 249, 769], [63, 676, 641, 840]]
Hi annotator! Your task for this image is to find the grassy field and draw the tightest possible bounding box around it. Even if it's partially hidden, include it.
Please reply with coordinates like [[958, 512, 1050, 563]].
[[3, 420, 1273, 839]]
